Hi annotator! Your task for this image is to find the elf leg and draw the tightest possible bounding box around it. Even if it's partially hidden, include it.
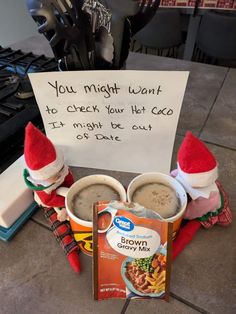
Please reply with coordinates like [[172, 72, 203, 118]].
[[44, 207, 81, 273], [172, 220, 201, 260]]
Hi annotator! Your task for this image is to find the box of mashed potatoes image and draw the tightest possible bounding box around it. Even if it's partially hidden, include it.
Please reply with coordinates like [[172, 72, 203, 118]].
[[93, 201, 173, 301]]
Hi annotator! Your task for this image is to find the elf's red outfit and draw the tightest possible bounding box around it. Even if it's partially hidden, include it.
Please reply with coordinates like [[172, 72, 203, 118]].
[[23, 122, 80, 273]]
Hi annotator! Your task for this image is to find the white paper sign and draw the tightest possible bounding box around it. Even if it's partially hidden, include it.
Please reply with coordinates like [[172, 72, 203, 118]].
[[29, 70, 189, 174]]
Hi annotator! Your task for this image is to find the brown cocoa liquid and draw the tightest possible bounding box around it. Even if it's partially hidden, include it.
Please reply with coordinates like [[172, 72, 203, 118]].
[[132, 183, 180, 219], [72, 184, 120, 221]]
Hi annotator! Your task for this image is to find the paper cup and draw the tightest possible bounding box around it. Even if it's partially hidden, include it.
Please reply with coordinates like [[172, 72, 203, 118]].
[[127, 172, 187, 239], [57, 175, 126, 256]]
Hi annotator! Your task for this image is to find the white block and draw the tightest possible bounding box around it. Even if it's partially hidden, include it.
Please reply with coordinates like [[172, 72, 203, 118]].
[[0, 156, 34, 228]]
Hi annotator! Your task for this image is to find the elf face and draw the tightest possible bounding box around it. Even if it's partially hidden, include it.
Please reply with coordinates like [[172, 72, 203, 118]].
[[46, 165, 66, 184], [36, 164, 69, 192]]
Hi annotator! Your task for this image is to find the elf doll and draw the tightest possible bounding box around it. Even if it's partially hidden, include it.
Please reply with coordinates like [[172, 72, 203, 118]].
[[23, 122, 80, 273], [172, 131, 233, 259]]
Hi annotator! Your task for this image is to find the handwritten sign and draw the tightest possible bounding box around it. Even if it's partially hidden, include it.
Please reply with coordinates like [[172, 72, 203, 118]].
[[28, 71, 189, 174]]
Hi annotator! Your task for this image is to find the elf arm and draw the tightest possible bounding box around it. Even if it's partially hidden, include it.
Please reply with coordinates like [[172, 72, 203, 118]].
[[35, 190, 66, 208], [62, 171, 74, 187], [34, 171, 74, 208], [172, 182, 232, 260], [184, 192, 221, 220]]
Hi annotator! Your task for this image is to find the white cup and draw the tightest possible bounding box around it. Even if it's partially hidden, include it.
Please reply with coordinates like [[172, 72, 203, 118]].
[[57, 174, 126, 255], [127, 172, 187, 239]]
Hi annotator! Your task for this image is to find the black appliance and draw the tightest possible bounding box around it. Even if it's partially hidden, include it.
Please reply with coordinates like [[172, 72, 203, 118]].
[[0, 46, 58, 173]]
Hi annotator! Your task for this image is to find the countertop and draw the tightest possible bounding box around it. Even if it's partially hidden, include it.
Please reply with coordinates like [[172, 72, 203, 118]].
[[1, 35, 235, 314]]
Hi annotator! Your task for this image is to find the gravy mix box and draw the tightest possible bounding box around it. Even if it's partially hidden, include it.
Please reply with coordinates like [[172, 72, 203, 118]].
[[93, 201, 173, 301]]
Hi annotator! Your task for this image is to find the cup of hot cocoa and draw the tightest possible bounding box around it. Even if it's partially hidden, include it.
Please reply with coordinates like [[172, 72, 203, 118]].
[[127, 172, 187, 239], [57, 174, 126, 255]]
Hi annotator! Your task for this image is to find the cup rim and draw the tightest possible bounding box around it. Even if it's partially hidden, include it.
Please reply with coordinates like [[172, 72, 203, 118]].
[[66, 174, 127, 227], [127, 172, 187, 222]]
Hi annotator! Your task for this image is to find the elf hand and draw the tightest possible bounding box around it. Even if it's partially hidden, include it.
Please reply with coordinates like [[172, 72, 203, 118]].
[[54, 207, 68, 222]]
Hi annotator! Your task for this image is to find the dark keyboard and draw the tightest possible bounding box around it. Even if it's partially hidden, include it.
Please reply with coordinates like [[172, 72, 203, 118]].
[[0, 46, 58, 173]]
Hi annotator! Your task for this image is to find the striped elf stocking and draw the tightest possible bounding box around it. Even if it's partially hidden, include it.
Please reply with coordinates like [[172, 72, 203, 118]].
[[44, 207, 81, 273]]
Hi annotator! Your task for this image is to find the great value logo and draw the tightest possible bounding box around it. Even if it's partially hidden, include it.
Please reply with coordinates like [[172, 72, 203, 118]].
[[113, 216, 134, 232]]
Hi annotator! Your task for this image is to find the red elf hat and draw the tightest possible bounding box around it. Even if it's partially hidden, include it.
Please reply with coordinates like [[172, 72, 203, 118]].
[[24, 122, 64, 180], [177, 131, 218, 187]]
